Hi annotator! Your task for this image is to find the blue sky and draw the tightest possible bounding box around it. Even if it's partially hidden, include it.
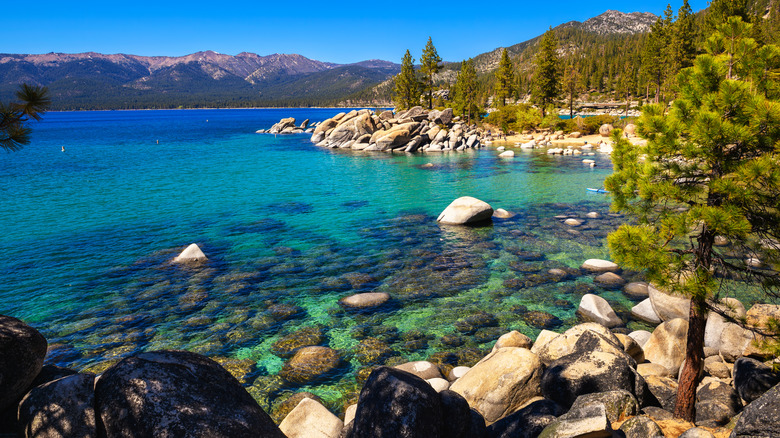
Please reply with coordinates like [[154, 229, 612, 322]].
[[3, 0, 710, 64]]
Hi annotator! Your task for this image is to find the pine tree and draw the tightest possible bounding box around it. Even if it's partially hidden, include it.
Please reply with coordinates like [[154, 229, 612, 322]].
[[420, 37, 442, 110], [531, 28, 561, 117], [562, 61, 582, 119], [1, 84, 51, 152], [453, 59, 480, 124], [642, 16, 670, 103], [494, 48, 515, 106], [606, 16, 780, 422], [673, 0, 697, 70], [707, 0, 750, 27], [393, 50, 421, 110]]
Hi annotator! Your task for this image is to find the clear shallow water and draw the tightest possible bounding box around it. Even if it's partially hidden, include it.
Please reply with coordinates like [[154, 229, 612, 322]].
[[1, 108, 636, 415]]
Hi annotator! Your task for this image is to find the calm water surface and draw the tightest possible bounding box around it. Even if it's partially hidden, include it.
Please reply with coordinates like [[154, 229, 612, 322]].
[[1, 108, 637, 414]]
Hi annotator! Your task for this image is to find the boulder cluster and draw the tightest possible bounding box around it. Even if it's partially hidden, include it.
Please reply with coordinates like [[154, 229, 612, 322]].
[[256, 117, 316, 135], [3, 278, 780, 437], [262, 107, 486, 153]]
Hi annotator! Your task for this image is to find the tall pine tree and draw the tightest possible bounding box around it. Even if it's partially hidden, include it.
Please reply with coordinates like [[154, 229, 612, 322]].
[[606, 16, 780, 422], [420, 37, 442, 110], [494, 48, 515, 106], [453, 59, 480, 124], [531, 28, 561, 117], [393, 50, 420, 110], [562, 61, 582, 119]]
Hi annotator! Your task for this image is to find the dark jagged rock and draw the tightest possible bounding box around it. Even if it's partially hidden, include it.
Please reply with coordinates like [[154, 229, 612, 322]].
[[619, 415, 664, 438], [18, 373, 96, 438], [352, 367, 443, 438], [0, 315, 47, 412], [645, 375, 678, 411], [541, 350, 647, 409], [695, 379, 742, 427], [568, 390, 638, 423], [486, 399, 563, 438], [94, 350, 285, 438], [733, 357, 780, 403], [440, 390, 484, 438], [731, 382, 780, 438]]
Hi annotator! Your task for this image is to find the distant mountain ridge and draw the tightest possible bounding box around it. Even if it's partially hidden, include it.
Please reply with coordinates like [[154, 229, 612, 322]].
[[0, 9, 659, 109], [0, 51, 399, 109]]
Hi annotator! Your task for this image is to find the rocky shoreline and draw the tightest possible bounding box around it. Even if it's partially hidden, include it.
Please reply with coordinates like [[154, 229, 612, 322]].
[[1, 198, 778, 438], [259, 107, 488, 153]]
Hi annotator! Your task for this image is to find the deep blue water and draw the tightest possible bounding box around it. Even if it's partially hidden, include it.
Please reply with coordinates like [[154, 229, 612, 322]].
[[0, 108, 631, 413]]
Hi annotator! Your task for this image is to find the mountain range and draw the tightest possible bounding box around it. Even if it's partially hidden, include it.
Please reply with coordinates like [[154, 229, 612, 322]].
[[0, 10, 658, 110]]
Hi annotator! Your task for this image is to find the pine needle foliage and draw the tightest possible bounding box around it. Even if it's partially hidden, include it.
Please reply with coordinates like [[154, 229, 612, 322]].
[[0, 84, 51, 152], [606, 16, 780, 422], [494, 48, 515, 106], [531, 28, 561, 117], [393, 50, 421, 110], [420, 37, 442, 110], [453, 59, 481, 123]]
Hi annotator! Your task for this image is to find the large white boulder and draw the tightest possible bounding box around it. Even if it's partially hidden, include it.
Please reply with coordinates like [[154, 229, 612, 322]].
[[631, 298, 662, 325], [581, 259, 619, 273], [279, 397, 343, 438], [577, 294, 622, 327], [437, 196, 494, 225], [648, 284, 690, 321], [704, 298, 746, 350], [643, 318, 688, 377], [449, 347, 543, 424], [172, 243, 207, 263]]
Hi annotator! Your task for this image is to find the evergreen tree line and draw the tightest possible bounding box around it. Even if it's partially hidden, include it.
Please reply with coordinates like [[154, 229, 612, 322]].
[[389, 0, 780, 121]]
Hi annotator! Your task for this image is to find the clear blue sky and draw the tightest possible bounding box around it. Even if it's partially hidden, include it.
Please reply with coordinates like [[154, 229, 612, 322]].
[[2, 0, 710, 64]]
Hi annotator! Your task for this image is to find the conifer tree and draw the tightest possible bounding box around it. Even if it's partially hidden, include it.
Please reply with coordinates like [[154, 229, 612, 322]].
[[393, 50, 421, 110], [494, 48, 515, 106], [606, 16, 780, 422], [562, 62, 582, 119], [531, 28, 561, 117], [453, 59, 480, 124], [672, 0, 697, 70], [420, 37, 442, 110], [707, 0, 750, 27], [642, 16, 670, 102], [1, 84, 50, 152]]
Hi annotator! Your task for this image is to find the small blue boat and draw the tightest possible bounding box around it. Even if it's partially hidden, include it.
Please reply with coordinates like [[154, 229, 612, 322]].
[[586, 188, 609, 194]]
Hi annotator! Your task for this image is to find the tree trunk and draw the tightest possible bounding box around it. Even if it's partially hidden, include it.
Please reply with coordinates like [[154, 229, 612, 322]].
[[674, 297, 706, 421]]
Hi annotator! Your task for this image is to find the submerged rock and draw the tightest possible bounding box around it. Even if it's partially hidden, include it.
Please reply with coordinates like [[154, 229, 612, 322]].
[[279, 346, 342, 384]]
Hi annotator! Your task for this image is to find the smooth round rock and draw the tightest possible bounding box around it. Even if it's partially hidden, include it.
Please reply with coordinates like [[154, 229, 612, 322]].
[[0, 315, 47, 412], [577, 294, 622, 327], [338, 292, 390, 310], [279, 346, 341, 384], [394, 361, 442, 380], [624, 282, 650, 299], [94, 350, 284, 438], [581, 259, 619, 273], [593, 272, 626, 289], [564, 218, 582, 227], [18, 373, 96, 438], [437, 196, 494, 225], [643, 318, 688, 377]]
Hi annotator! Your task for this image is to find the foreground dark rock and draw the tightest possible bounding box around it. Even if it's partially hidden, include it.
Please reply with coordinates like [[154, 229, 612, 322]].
[[94, 350, 285, 438], [351, 367, 443, 438], [0, 315, 47, 412], [733, 357, 780, 403], [18, 373, 96, 438], [541, 350, 647, 409], [486, 399, 563, 438], [731, 382, 780, 438]]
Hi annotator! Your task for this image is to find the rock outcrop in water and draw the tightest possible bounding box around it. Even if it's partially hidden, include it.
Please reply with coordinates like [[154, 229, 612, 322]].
[[260, 107, 487, 153]]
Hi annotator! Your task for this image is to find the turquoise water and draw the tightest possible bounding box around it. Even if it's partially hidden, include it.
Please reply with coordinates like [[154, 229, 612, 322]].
[[1, 108, 632, 415]]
